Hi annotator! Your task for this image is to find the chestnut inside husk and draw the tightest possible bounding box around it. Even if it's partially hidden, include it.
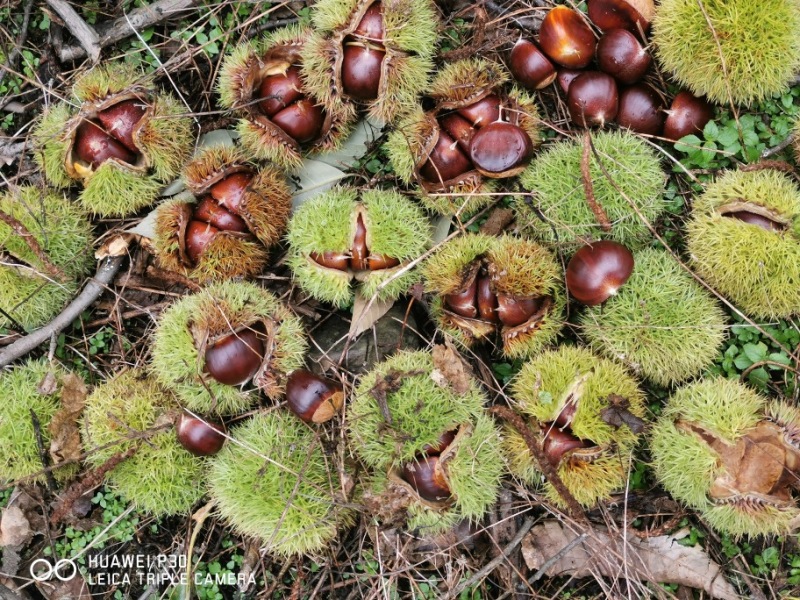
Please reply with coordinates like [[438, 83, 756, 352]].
[[400, 427, 460, 502], [309, 210, 401, 273], [340, 2, 387, 101], [717, 201, 788, 233]]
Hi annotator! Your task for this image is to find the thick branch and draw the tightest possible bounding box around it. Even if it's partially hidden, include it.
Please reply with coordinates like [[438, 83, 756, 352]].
[[46, 0, 101, 62], [0, 256, 124, 368]]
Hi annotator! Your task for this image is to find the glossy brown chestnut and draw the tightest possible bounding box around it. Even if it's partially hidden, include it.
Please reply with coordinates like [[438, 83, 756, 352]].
[[402, 455, 452, 502], [596, 29, 651, 84], [176, 414, 227, 456], [509, 39, 557, 91], [419, 130, 471, 183], [469, 122, 533, 175], [565, 240, 634, 306], [556, 69, 583, 94], [476, 276, 498, 322], [258, 66, 305, 118], [444, 278, 478, 318], [438, 112, 475, 154], [541, 424, 591, 466], [342, 42, 385, 101], [96, 99, 146, 152], [350, 214, 369, 271], [587, 0, 654, 34], [271, 99, 325, 144], [310, 250, 350, 270], [421, 429, 457, 456], [285, 369, 345, 423], [185, 221, 221, 264], [74, 120, 137, 168], [496, 295, 540, 327], [723, 211, 784, 232], [616, 84, 664, 135], [210, 172, 251, 214], [367, 253, 401, 270], [204, 328, 265, 386], [567, 72, 619, 128], [538, 6, 597, 69], [354, 1, 384, 41], [194, 196, 249, 232], [662, 91, 714, 142], [458, 95, 501, 128]]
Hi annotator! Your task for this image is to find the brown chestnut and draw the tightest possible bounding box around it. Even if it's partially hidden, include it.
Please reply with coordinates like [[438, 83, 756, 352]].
[[74, 120, 137, 168], [444, 278, 478, 318], [556, 69, 583, 94], [438, 112, 475, 155], [538, 6, 597, 69], [596, 29, 651, 85], [354, 2, 384, 41], [310, 250, 350, 270], [565, 240, 634, 306], [185, 220, 221, 264], [367, 253, 401, 270], [567, 72, 619, 128], [402, 455, 452, 502], [587, 0, 654, 34], [419, 130, 471, 183], [350, 214, 369, 271], [210, 172, 252, 214], [259, 66, 305, 118], [271, 99, 325, 144], [176, 414, 226, 456], [204, 328, 265, 386], [457, 95, 502, 128], [663, 91, 713, 142], [194, 196, 249, 232], [285, 369, 345, 423], [469, 121, 533, 175], [96, 99, 146, 152], [509, 39, 557, 90], [723, 210, 784, 232], [421, 429, 457, 456], [476, 276, 498, 322], [541, 424, 590, 466], [616, 84, 664, 135], [341, 42, 385, 101], [496, 295, 540, 327]]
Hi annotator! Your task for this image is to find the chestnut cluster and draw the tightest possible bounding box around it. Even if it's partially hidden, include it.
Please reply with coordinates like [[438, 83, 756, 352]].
[[285, 369, 344, 423], [508, 0, 713, 139], [258, 64, 325, 145], [401, 430, 457, 502], [73, 99, 146, 172], [176, 413, 227, 457], [341, 2, 386, 101], [309, 213, 399, 272], [565, 240, 634, 306]]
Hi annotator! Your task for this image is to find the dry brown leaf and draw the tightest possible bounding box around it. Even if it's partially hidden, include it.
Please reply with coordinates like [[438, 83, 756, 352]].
[[0, 506, 31, 547], [349, 292, 395, 338], [37, 371, 58, 395], [36, 572, 91, 600], [48, 373, 87, 466], [521, 521, 739, 600], [431, 341, 473, 394], [94, 232, 133, 259]]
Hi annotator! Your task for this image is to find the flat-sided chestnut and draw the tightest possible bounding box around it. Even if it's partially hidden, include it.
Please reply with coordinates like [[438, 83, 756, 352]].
[[193, 196, 249, 232], [204, 328, 265, 386], [469, 121, 534, 176], [567, 72, 619, 128], [439, 112, 475, 154], [96, 99, 146, 152], [596, 29, 651, 84], [509, 39, 557, 90], [176, 414, 227, 456], [444, 278, 479, 318], [566, 240, 634, 306], [496, 295, 541, 327], [401, 455, 452, 502], [285, 369, 345, 423], [722, 210, 785, 233], [259, 66, 305, 117], [74, 120, 137, 168], [210, 172, 251, 214], [419, 129, 471, 183], [663, 91, 714, 142], [538, 6, 597, 69], [587, 0, 654, 34], [185, 221, 221, 264], [476, 276, 498, 322], [270, 99, 325, 144], [616, 84, 664, 135], [354, 1, 384, 40], [341, 42, 385, 101]]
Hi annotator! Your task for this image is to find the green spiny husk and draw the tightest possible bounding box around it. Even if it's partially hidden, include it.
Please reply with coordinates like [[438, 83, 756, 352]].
[[506, 346, 646, 507], [580, 248, 726, 387], [516, 130, 666, 250], [82, 370, 204, 516], [208, 411, 353, 556], [653, 0, 800, 106], [0, 359, 77, 484], [651, 378, 800, 536], [150, 281, 307, 415], [72, 62, 144, 102], [428, 58, 508, 107], [32, 103, 75, 189], [76, 162, 163, 217], [686, 169, 800, 318]]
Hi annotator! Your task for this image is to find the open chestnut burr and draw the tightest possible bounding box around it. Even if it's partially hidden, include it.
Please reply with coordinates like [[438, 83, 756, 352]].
[[566, 240, 635, 306], [285, 369, 345, 424], [309, 212, 400, 273]]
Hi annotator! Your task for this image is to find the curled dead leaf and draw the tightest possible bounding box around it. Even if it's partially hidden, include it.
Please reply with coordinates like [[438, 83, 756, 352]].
[[431, 342, 473, 395], [0, 506, 31, 548]]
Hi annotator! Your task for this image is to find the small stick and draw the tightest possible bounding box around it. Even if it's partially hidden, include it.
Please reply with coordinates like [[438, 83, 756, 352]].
[[46, 0, 101, 62], [30, 409, 57, 491], [0, 209, 68, 282], [581, 131, 612, 232]]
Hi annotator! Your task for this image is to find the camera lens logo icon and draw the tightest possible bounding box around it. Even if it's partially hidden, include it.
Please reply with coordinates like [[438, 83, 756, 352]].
[[30, 558, 78, 582]]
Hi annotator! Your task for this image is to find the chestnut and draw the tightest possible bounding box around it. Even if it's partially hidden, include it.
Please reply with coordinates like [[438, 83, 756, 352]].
[[538, 6, 597, 69], [567, 71, 619, 128], [419, 129, 471, 183], [469, 121, 533, 175], [258, 66, 305, 118], [193, 196, 249, 233], [616, 84, 664, 135], [185, 221, 221, 264], [271, 99, 325, 145], [586, 0, 654, 34], [509, 39, 557, 90], [354, 1, 384, 41], [74, 120, 137, 168], [96, 99, 146, 152], [350, 214, 369, 271], [723, 210, 784, 233], [541, 424, 591, 466], [438, 112, 475, 155], [402, 455, 452, 502], [204, 328, 265, 386], [476, 276, 498, 322], [210, 172, 251, 214], [367, 253, 401, 270], [596, 29, 651, 85], [176, 414, 226, 456], [285, 369, 345, 423], [662, 91, 714, 142], [310, 250, 350, 270], [556, 69, 583, 94], [341, 42, 385, 101], [565, 240, 634, 306], [458, 95, 502, 128], [421, 429, 457, 456], [444, 278, 479, 318], [496, 295, 540, 327]]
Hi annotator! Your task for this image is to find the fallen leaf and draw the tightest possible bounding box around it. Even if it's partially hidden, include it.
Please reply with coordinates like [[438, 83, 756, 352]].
[[291, 158, 348, 210], [479, 207, 515, 236], [94, 233, 133, 260], [431, 342, 473, 394], [312, 117, 382, 170], [0, 506, 31, 547], [37, 371, 58, 396], [48, 374, 87, 466], [36, 571, 91, 600], [349, 292, 395, 338], [521, 521, 739, 600]]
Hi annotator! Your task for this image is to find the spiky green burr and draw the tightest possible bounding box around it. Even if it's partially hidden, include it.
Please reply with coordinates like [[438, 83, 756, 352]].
[[0, 359, 77, 484], [653, 0, 800, 106], [150, 281, 307, 415], [515, 130, 665, 250], [422, 233, 565, 359], [286, 186, 430, 308], [82, 370, 204, 516], [651, 378, 800, 536], [686, 169, 800, 319], [348, 350, 505, 532], [506, 346, 646, 508], [32, 62, 193, 216], [0, 186, 93, 331], [580, 248, 726, 387], [208, 411, 352, 556]]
